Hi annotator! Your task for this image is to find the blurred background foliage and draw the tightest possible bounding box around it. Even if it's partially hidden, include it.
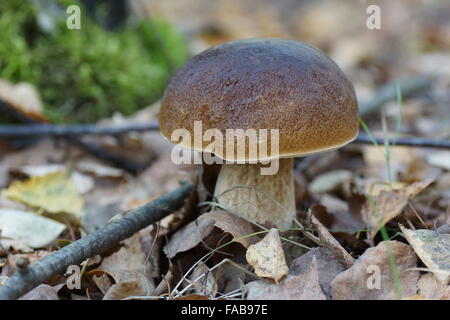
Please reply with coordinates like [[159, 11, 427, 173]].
[[0, 0, 189, 123]]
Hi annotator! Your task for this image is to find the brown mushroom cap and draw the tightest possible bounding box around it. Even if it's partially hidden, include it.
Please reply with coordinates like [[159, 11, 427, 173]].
[[159, 38, 359, 162]]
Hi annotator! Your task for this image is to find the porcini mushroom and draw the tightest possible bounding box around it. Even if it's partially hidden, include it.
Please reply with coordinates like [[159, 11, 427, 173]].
[[159, 39, 359, 228]]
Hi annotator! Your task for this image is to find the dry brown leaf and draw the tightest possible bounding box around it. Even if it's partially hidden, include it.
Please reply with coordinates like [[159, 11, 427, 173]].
[[400, 224, 450, 283], [362, 146, 434, 182], [289, 247, 345, 299], [215, 261, 249, 295], [99, 234, 155, 300], [19, 284, 59, 300], [246, 256, 326, 300], [320, 194, 366, 232], [70, 293, 90, 300], [163, 210, 259, 259], [163, 215, 216, 259], [418, 273, 450, 300], [93, 272, 113, 295], [331, 241, 420, 300], [102, 271, 153, 300], [99, 233, 153, 284], [204, 210, 259, 248], [187, 262, 218, 297], [362, 179, 433, 239], [245, 229, 288, 282], [310, 212, 355, 268]]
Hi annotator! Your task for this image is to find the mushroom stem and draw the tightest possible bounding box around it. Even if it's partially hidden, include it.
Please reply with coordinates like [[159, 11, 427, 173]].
[[214, 158, 296, 228]]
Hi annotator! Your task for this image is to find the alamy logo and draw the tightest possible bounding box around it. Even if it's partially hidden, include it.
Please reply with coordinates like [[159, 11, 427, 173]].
[[66, 265, 81, 290], [366, 5, 381, 30], [366, 265, 381, 289], [66, 5, 81, 30]]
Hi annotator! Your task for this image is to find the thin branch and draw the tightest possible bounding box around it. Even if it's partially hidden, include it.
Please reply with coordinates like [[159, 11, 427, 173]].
[[0, 99, 147, 173], [354, 133, 450, 149], [0, 123, 158, 137], [1, 123, 448, 149], [69, 138, 147, 173], [0, 182, 193, 300]]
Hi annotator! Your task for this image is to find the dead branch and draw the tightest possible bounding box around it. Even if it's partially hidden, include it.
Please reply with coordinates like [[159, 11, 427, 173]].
[[0, 182, 193, 300], [0, 123, 158, 137], [354, 133, 450, 149], [1, 124, 448, 149], [0, 99, 147, 173]]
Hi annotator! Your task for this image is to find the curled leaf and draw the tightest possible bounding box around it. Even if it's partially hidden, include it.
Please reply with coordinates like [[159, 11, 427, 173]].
[[246, 229, 288, 283]]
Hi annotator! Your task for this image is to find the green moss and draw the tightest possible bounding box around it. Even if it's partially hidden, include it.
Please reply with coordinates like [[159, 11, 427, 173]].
[[0, 0, 189, 123]]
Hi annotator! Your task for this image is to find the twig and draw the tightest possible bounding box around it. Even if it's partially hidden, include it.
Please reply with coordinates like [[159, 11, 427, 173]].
[[1, 123, 448, 149], [69, 138, 147, 173], [0, 182, 193, 300], [354, 133, 450, 149], [0, 99, 147, 173], [0, 123, 158, 137]]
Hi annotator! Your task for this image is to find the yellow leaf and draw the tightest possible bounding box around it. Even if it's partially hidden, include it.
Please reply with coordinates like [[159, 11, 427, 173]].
[[2, 171, 84, 221], [362, 179, 433, 239], [245, 228, 288, 283]]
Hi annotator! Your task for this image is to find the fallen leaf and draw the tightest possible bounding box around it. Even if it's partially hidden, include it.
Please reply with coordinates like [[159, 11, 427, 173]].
[[362, 179, 433, 239], [289, 247, 346, 298], [310, 212, 355, 268], [362, 146, 429, 182], [11, 165, 94, 195], [320, 194, 366, 232], [2, 171, 85, 221], [331, 241, 420, 300], [102, 271, 154, 300], [245, 229, 288, 282], [163, 215, 216, 259], [19, 284, 59, 300], [418, 273, 450, 300], [76, 159, 126, 178], [187, 262, 218, 297], [163, 210, 259, 259], [98, 234, 155, 299], [71, 293, 90, 300], [0, 80, 46, 121], [0, 237, 33, 253], [246, 256, 326, 300], [215, 261, 249, 296], [308, 170, 352, 194], [426, 151, 450, 171], [93, 273, 113, 295], [0, 140, 68, 189], [99, 233, 152, 282], [204, 210, 259, 248], [400, 225, 450, 283], [0, 209, 66, 248]]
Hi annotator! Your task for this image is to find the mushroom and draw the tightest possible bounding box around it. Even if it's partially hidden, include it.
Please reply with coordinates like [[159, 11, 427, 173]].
[[159, 39, 359, 228]]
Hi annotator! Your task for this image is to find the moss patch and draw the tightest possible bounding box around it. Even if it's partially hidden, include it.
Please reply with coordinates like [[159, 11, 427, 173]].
[[0, 0, 188, 123]]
